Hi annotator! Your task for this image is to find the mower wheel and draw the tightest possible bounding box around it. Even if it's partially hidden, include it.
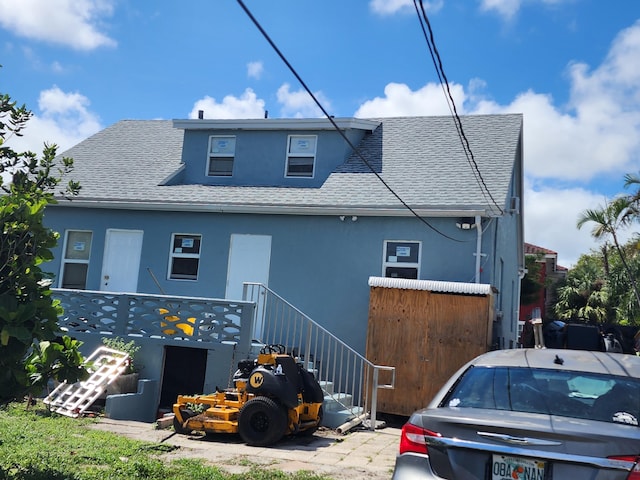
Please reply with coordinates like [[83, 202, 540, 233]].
[[173, 408, 196, 434], [238, 397, 287, 446]]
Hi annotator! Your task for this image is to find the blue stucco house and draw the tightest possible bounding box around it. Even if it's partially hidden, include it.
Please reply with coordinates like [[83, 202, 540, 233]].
[[46, 114, 524, 356]]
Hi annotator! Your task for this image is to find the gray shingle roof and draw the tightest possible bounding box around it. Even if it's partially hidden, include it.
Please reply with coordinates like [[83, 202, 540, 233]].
[[57, 114, 522, 216]]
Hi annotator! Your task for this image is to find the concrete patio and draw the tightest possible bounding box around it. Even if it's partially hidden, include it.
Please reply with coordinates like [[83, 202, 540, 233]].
[[89, 416, 402, 479]]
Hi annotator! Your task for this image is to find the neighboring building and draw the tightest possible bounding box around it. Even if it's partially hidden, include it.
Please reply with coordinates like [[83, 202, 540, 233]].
[[519, 242, 568, 335], [46, 114, 524, 354]]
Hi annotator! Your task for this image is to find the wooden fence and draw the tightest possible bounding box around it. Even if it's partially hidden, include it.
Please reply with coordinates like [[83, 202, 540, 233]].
[[365, 278, 494, 416]]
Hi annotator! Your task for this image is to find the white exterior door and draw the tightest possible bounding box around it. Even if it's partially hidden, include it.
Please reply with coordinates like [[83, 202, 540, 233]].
[[225, 234, 272, 301], [100, 229, 144, 292], [226, 234, 272, 340]]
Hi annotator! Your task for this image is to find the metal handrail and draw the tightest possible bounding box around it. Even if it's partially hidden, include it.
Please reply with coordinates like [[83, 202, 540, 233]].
[[242, 282, 395, 430]]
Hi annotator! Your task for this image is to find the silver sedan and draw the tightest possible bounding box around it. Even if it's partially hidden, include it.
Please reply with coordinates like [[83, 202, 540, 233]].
[[392, 348, 640, 479]]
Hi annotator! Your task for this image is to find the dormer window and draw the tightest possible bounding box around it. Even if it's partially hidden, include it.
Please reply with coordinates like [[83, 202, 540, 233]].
[[208, 136, 235, 176], [286, 135, 316, 178]]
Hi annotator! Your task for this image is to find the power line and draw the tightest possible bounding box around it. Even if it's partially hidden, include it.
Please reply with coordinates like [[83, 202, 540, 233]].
[[413, 0, 505, 215], [237, 0, 468, 242]]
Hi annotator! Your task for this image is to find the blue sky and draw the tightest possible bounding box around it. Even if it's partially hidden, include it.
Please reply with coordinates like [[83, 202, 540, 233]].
[[1, 0, 640, 267]]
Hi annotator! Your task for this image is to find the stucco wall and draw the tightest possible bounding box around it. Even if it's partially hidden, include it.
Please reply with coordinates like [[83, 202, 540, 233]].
[[45, 206, 518, 354], [179, 128, 367, 188]]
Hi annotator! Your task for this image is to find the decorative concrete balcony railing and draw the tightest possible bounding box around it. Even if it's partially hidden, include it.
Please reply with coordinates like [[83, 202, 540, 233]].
[[52, 288, 255, 354]]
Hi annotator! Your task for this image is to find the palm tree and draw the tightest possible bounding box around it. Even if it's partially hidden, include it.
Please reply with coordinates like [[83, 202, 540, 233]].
[[624, 171, 640, 209], [577, 197, 640, 310], [554, 255, 611, 323], [554, 275, 610, 323]]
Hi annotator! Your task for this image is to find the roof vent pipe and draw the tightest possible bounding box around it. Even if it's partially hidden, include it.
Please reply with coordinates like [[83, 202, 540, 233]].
[[264, 110, 269, 119], [198, 110, 204, 119]]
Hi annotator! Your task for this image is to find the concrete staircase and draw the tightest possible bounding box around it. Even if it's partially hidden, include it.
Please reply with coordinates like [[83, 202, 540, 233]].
[[244, 282, 395, 432], [318, 379, 364, 429]]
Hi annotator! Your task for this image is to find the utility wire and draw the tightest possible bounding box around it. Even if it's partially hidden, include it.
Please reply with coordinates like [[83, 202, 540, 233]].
[[237, 0, 466, 242], [414, 0, 504, 215]]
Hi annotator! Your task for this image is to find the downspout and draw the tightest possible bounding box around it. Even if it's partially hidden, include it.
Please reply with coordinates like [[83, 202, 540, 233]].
[[474, 215, 483, 283]]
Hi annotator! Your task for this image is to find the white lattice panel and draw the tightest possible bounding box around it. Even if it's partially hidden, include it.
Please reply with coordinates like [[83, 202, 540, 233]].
[[44, 346, 130, 418]]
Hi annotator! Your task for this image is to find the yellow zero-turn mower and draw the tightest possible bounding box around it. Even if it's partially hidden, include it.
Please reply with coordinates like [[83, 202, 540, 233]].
[[172, 344, 324, 446]]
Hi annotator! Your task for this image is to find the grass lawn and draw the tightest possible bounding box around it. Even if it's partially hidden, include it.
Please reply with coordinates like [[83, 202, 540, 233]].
[[0, 402, 332, 480]]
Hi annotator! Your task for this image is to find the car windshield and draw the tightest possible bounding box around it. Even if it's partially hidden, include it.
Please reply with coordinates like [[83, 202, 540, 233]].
[[442, 366, 640, 426]]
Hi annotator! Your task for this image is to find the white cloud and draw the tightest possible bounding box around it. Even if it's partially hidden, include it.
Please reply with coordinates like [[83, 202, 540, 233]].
[[523, 184, 605, 267], [51, 61, 65, 73], [0, 0, 117, 50], [276, 83, 330, 118], [369, 0, 443, 15], [479, 0, 522, 20], [479, 0, 579, 22], [472, 21, 640, 268], [473, 90, 639, 181], [355, 81, 466, 117], [189, 89, 266, 119], [189, 83, 331, 118], [568, 20, 640, 113], [4, 86, 101, 154], [189, 84, 330, 120], [524, 184, 639, 268], [247, 61, 264, 80], [473, 21, 640, 182], [351, 21, 640, 268]]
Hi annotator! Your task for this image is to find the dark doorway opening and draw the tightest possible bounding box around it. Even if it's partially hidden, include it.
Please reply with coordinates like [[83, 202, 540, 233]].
[[159, 346, 207, 409]]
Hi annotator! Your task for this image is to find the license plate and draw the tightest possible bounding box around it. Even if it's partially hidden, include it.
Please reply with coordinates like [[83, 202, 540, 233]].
[[492, 455, 546, 480]]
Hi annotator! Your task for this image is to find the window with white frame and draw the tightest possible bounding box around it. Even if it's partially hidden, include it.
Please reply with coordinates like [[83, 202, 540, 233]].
[[207, 136, 235, 176], [60, 230, 92, 289], [383, 240, 421, 279], [286, 135, 316, 177], [169, 234, 202, 280]]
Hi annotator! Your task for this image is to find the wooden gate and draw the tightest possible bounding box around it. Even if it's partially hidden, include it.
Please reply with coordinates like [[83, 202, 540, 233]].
[[365, 277, 494, 416]]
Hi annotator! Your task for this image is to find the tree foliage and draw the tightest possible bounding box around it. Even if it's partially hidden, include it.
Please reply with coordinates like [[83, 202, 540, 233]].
[[0, 86, 86, 405], [604, 238, 640, 323], [576, 196, 640, 309], [553, 254, 612, 323], [553, 173, 640, 325], [520, 254, 544, 306]]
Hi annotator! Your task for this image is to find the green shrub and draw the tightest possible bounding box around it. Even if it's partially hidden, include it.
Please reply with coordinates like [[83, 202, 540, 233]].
[[101, 337, 141, 373]]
